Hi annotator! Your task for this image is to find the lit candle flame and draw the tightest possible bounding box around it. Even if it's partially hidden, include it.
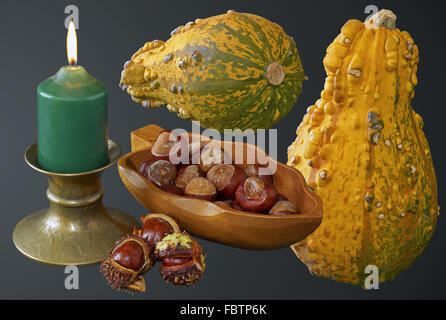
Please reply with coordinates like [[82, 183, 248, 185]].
[[67, 20, 77, 66]]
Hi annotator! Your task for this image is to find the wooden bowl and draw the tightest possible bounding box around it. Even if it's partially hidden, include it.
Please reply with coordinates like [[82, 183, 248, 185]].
[[118, 124, 323, 250]]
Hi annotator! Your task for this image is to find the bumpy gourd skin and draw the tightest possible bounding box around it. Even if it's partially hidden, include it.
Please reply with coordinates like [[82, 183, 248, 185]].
[[120, 10, 305, 131], [287, 10, 438, 286]]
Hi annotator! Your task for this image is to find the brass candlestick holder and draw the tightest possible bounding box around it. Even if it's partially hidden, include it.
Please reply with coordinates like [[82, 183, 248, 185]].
[[12, 140, 139, 266]]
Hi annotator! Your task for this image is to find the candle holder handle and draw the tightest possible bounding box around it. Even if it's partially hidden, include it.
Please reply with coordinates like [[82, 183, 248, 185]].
[[12, 140, 139, 266]]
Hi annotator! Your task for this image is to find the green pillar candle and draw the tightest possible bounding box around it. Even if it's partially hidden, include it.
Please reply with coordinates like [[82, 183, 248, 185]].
[[37, 22, 108, 173], [37, 65, 109, 173]]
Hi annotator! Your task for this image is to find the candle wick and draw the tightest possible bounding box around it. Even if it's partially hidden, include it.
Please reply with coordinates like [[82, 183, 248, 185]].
[[69, 59, 76, 66]]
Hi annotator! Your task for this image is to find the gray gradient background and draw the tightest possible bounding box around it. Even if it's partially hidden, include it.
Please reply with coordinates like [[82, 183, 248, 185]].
[[0, 0, 444, 299]]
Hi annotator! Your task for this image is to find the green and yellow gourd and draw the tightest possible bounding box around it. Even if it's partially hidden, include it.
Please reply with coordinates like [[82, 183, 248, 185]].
[[287, 10, 438, 285], [120, 10, 305, 131]]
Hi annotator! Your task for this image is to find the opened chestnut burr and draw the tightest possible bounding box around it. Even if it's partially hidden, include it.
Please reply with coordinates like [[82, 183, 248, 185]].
[[100, 235, 152, 292], [155, 232, 206, 286], [102, 213, 207, 292], [135, 213, 181, 249]]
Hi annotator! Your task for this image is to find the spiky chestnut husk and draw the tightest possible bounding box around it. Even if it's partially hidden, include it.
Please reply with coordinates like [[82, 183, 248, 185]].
[[134, 213, 181, 251], [159, 256, 205, 286], [155, 232, 206, 286], [100, 235, 152, 292]]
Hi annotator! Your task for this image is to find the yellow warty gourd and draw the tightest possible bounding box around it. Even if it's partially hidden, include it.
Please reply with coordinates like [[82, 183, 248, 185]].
[[287, 10, 438, 285]]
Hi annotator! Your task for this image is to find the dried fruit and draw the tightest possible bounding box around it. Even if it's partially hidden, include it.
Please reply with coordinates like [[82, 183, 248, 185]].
[[155, 232, 205, 286], [269, 201, 300, 215], [184, 177, 217, 201], [235, 176, 277, 212], [100, 235, 152, 292], [206, 164, 247, 199]]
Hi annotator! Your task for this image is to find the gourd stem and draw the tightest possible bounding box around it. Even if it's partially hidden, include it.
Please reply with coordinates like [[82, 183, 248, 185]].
[[365, 9, 397, 30], [266, 62, 285, 86]]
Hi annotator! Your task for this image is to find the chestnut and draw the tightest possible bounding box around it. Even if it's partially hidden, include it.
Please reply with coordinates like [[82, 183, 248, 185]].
[[214, 201, 232, 209], [229, 199, 261, 214], [269, 201, 300, 216], [277, 193, 288, 201], [184, 177, 217, 201], [172, 137, 209, 165], [137, 213, 181, 249], [175, 164, 205, 190], [235, 176, 278, 212], [244, 164, 274, 184], [155, 232, 206, 286], [139, 158, 182, 195], [162, 257, 193, 266], [100, 235, 152, 292], [112, 241, 145, 271], [139, 158, 164, 177], [206, 164, 247, 199], [231, 199, 243, 211], [151, 130, 181, 158], [198, 142, 231, 172]]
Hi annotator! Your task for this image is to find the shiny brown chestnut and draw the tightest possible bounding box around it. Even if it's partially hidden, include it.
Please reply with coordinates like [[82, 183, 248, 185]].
[[172, 136, 209, 165], [139, 158, 182, 195], [175, 164, 205, 191], [112, 241, 144, 271], [229, 199, 261, 214], [184, 177, 217, 201], [206, 164, 247, 199], [231, 199, 243, 211], [100, 235, 152, 292], [235, 176, 278, 212], [277, 193, 288, 201], [244, 164, 274, 184], [135, 213, 181, 250], [269, 201, 300, 216], [155, 232, 206, 286], [214, 201, 232, 209], [198, 142, 231, 172], [151, 130, 181, 158]]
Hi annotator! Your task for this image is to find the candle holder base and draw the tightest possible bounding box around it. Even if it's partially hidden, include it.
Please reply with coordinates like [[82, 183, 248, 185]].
[[12, 141, 140, 266]]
